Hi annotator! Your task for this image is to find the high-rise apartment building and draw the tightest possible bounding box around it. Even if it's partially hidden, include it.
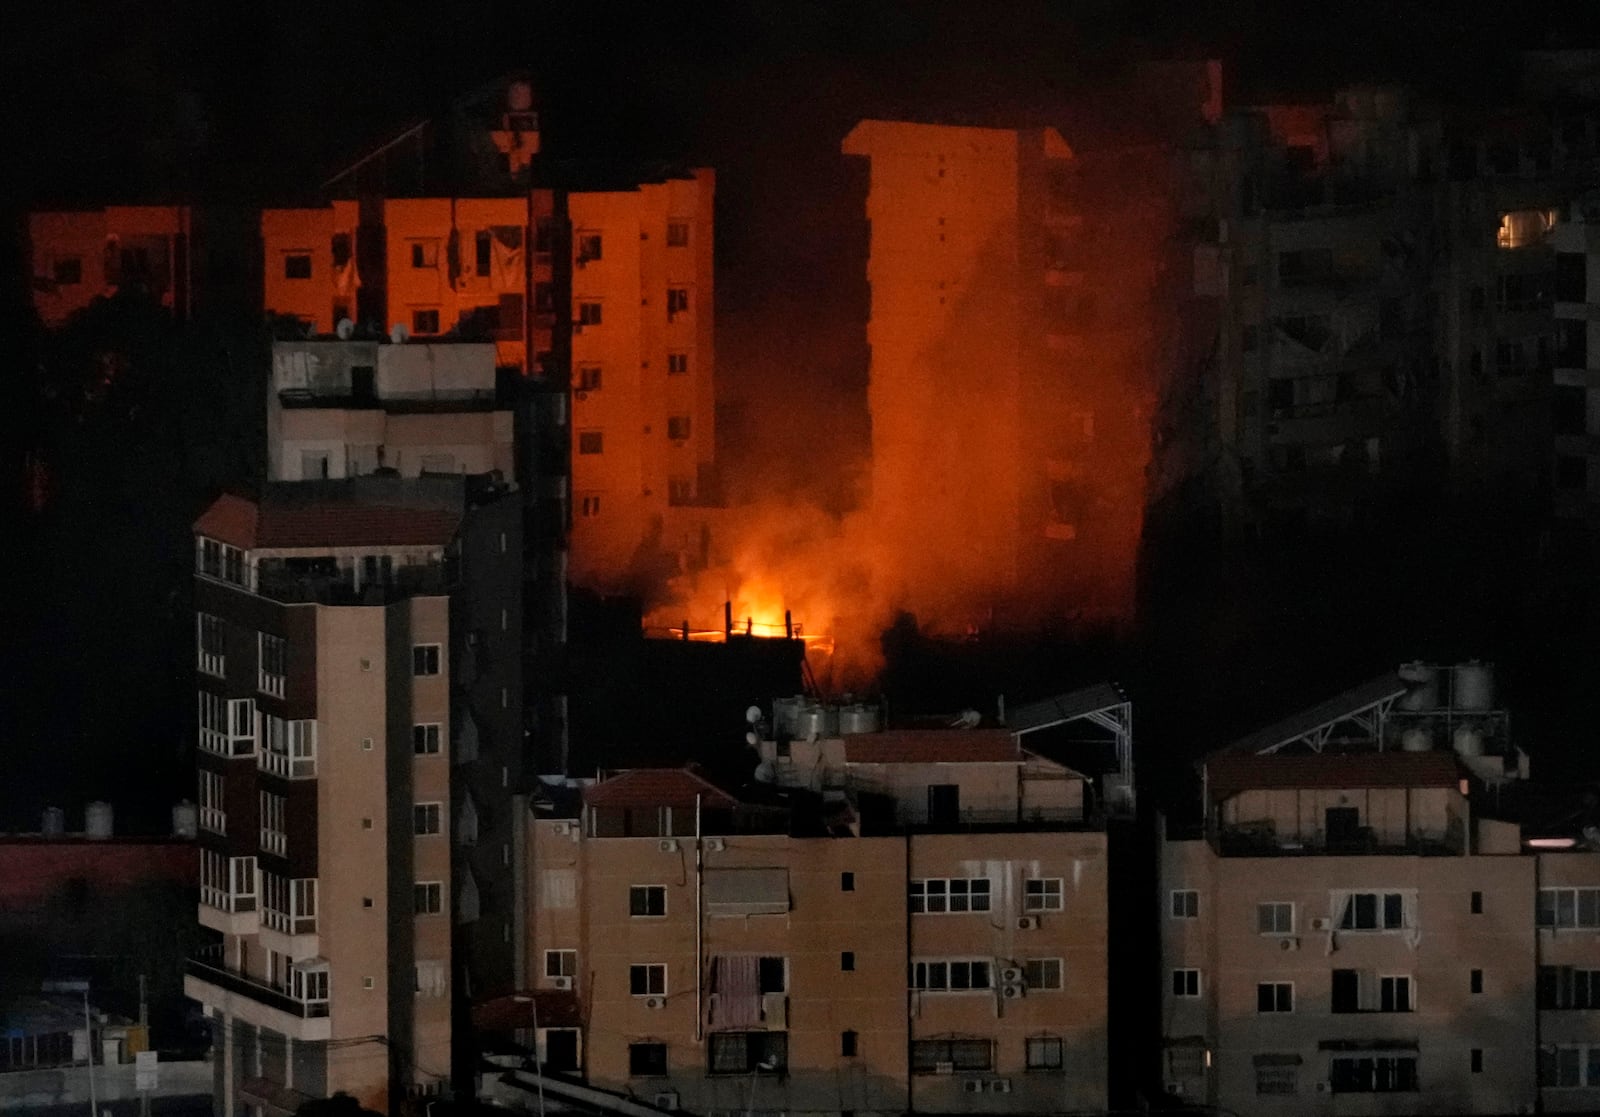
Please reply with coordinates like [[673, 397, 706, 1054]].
[[182, 475, 522, 1115], [1160, 660, 1600, 1114]]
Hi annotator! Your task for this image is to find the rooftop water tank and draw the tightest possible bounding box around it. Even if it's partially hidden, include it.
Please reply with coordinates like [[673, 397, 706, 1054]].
[[41, 807, 65, 838], [839, 704, 881, 735], [1397, 662, 1439, 711], [85, 801, 114, 840], [771, 696, 805, 739], [1454, 661, 1496, 711], [172, 801, 198, 839], [1453, 723, 1486, 758], [1400, 726, 1434, 752]]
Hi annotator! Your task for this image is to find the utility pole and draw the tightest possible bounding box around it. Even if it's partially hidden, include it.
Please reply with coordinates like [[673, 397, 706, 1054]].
[[82, 989, 97, 1117]]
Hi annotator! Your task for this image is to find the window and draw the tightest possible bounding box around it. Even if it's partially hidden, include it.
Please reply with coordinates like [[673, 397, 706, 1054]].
[[1330, 1055, 1418, 1093], [841, 1030, 858, 1058], [1336, 890, 1410, 931], [410, 241, 438, 269], [1471, 890, 1483, 914], [412, 308, 440, 335], [841, 871, 855, 891], [262, 873, 317, 934], [415, 960, 447, 997], [667, 352, 689, 375], [629, 1043, 667, 1077], [199, 771, 225, 834], [1172, 969, 1201, 998], [1471, 969, 1483, 994], [577, 302, 602, 326], [576, 366, 602, 391], [1257, 902, 1294, 934], [414, 881, 443, 915], [1255, 1061, 1299, 1095], [414, 803, 442, 836], [259, 791, 286, 855], [1025, 878, 1063, 912], [1538, 887, 1600, 929], [200, 852, 257, 913], [1024, 959, 1062, 990], [579, 494, 602, 517], [841, 951, 855, 972], [578, 431, 604, 455], [708, 1032, 787, 1075], [290, 964, 329, 1011], [197, 614, 226, 677], [54, 256, 83, 286], [910, 959, 992, 991], [667, 221, 690, 248], [473, 230, 493, 277], [666, 416, 691, 441], [666, 288, 689, 321], [258, 714, 315, 778], [629, 964, 667, 996], [412, 644, 441, 676], [1026, 1037, 1064, 1071], [199, 694, 256, 758], [1471, 1048, 1483, 1074], [413, 724, 441, 755], [545, 950, 577, 978], [911, 1039, 992, 1074], [284, 254, 312, 279], [630, 885, 667, 917], [1541, 1044, 1600, 1087], [668, 478, 694, 506], [1539, 966, 1600, 1009], [1170, 890, 1199, 919], [909, 877, 991, 914], [258, 633, 286, 697], [1256, 982, 1293, 1013], [577, 233, 602, 262]]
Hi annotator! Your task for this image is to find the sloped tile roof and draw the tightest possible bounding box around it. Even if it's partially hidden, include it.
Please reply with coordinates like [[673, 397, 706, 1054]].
[[844, 729, 1020, 765], [193, 493, 461, 549], [192, 493, 258, 550], [584, 767, 739, 811]]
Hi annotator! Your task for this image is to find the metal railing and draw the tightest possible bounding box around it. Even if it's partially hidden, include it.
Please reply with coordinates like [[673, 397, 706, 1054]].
[[185, 955, 329, 1018]]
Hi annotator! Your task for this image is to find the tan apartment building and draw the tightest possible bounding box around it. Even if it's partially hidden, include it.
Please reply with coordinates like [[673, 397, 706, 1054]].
[[1161, 660, 1600, 1114], [27, 205, 196, 326], [490, 689, 1136, 1116], [182, 474, 523, 1115]]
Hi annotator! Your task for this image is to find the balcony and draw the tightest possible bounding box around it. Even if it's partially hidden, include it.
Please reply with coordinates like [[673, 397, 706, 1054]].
[[1214, 821, 1465, 858], [198, 890, 258, 936], [254, 561, 452, 606], [183, 952, 331, 1042]]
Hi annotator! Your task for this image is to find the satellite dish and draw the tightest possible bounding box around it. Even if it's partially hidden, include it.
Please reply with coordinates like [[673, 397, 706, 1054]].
[[390, 322, 410, 344], [335, 317, 355, 340], [745, 731, 760, 747], [753, 761, 775, 783], [745, 705, 763, 725]]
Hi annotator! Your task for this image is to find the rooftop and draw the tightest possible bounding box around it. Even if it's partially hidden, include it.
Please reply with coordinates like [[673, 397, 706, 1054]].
[[583, 767, 740, 811], [194, 478, 468, 551], [843, 729, 1021, 765], [1205, 750, 1463, 801]]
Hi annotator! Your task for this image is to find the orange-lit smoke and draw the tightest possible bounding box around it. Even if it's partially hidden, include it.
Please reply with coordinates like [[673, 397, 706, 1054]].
[[648, 123, 1178, 691]]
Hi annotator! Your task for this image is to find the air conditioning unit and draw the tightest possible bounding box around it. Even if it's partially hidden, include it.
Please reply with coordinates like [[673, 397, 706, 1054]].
[[658, 839, 680, 853], [1002, 984, 1025, 1000], [551, 821, 571, 837], [989, 1078, 1013, 1094], [1279, 936, 1300, 951], [1016, 916, 1038, 930], [1310, 917, 1331, 931], [1000, 966, 1024, 985], [935, 1061, 955, 1076], [550, 976, 573, 991], [654, 1091, 680, 1111], [962, 1079, 985, 1094], [644, 996, 665, 1010], [704, 837, 725, 852]]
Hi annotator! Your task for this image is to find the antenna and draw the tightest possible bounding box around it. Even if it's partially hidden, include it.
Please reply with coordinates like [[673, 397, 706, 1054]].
[[389, 322, 410, 344], [336, 317, 355, 340]]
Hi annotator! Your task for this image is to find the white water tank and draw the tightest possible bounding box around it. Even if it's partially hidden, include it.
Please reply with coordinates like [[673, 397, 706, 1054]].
[[41, 807, 65, 837], [840, 704, 881, 735], [85, 801, 114, 840], [172, 801, 198, 839], [1454, 661, 1496, 711], [1397, 662, 1439, 711], [1400, 726, 1434, 752], [772, 696, 805, 739], [1453, 724, 1486, 758]]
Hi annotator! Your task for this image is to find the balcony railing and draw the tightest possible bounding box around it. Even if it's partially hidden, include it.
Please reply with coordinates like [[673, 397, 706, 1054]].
[[1214, 823, 1465, 857], [185, 955, 328, 1019], [200, 886, 257, 913], [200, 808, 227, 835], [261, 908, 317, 936], [259, 748, 316, 780], [254, 563, 451, 606], [260, 828, 286, 857]]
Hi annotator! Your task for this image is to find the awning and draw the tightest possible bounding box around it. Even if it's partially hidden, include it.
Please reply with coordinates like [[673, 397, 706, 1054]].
[[1253, 1053, 1303, 1067], [705, 869, 789, 915]]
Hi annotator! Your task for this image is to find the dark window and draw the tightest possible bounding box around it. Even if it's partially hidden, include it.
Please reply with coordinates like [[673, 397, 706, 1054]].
[[545, 1030, 579, 1072], [841, 872, 854, 891], [411, 242, 437, 269], [667, 416, 691, 440], [1471, 969, 1483, 994], [54, 257, 82, 286], [576, 366, 602, 392], [668, 352, 689, 375], [1331, 969, 1360, 1013], [577, 233, 602, 262], [284, 254, 312, 279], [1471, 890, 1483, 914], [1471, 1048, 1483, 1074], [629, 885, 666, 917], [1268, 378, 1294, 415], [578, 302, 602, 326], [1555, 386, 1588, 436], [412, 308, 440, 335], [331, 233, 352, 269], [534, 282, 555, 313], [1257, 983, 1293, 1013], [667, 288, 689, 320], [578, 431, 603, 455], [351, 365, 375, 400], [1538, 966, 1600, 1009], [667, 222, 690, 248], [1557, 454, 1589, 490], [910, 1039, 992, 1074], [1026, 1036, 1065, 1071], [840, 952, 855, 972], [534, 218, 554, 255], [1325, 807, 1362, 849], [628, 1043, 667, 1077], [1558, 252, 1588, 302], [475, 231, 492, 277], [707, 1032, 787, 1075], [412, 645, 440, 676], [1330, 1055, 1418, 1093], [841, 1030, 857, 1057], [927, 784, 960, 827]]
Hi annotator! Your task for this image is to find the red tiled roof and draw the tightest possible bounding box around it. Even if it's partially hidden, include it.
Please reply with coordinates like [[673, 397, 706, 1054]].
[[192, 493, 258, 550], [844, 729, 1020, 765], [473, 990, 582, 1031], [1204, 751, 1462, 801], [584, 767, 739, 811], [193, 494, 461, 550]]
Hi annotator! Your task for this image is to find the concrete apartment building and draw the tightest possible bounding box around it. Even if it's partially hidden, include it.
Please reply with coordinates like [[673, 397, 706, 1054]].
[[27, 205, 197, 326], [1161, 660, 1600, 1114], [490, 688, 1135, 1117], [182, 474, 523, 1115]]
